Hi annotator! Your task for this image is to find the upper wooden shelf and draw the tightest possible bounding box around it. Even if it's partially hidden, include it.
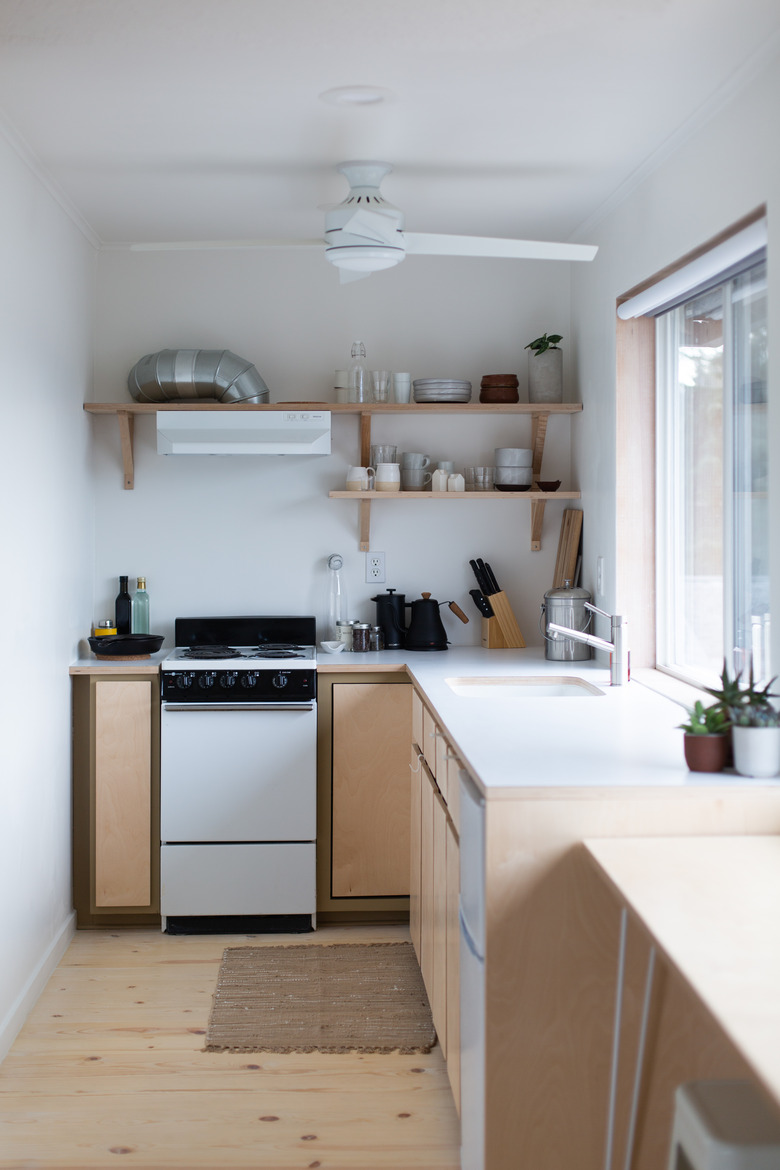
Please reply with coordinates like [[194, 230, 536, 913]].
[[84, 401, 582, 415]]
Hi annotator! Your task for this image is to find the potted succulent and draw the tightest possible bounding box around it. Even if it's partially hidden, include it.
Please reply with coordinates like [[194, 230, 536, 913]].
[[704, 663, 780, 779], [677, 700, 731, 773], [524, 333, 563, 403]]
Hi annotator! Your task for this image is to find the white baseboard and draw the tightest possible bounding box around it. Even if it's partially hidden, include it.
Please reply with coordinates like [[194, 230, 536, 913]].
[[0, 910, 77, 1064]]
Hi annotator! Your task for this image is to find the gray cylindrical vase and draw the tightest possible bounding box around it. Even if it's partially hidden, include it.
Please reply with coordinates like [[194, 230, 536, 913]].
[[528, 348, 563, 403]]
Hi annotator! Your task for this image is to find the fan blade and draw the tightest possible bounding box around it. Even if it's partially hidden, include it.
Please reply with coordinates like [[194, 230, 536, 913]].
[[129, 238, 324, 252], [404, 232, 597, 262]]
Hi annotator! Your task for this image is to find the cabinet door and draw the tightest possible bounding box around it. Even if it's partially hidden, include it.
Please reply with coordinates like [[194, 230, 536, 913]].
[[431, 785, 449, 1056], [420, 764, 436, 995], [446, 815, 461, 1113], [331, 682, 412, 897], [412, 688, 424, 751], [410, 745, 423, 961], [94, 679, 152, 908]]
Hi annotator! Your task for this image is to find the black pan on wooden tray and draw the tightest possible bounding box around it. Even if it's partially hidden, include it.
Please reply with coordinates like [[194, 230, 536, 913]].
[[88, 634, 164, 660]]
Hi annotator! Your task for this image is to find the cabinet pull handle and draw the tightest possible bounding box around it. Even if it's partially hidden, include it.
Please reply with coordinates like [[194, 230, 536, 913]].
[[409, 753, 421, 774]]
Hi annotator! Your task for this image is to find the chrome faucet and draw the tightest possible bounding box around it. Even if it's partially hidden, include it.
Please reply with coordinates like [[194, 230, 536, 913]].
[[547, 603, 629, 686]]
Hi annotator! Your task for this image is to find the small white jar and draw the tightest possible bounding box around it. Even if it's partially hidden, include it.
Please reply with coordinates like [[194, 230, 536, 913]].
[[447, 473, 465, 492]]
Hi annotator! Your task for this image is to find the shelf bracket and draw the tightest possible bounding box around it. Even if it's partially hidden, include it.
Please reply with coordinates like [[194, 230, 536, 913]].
[[531, 411, 548, 480], [360, 411, 372, 467], [117, 410, 135, 490], [530, 500, 546, 551], [359, 500, 371, 552]]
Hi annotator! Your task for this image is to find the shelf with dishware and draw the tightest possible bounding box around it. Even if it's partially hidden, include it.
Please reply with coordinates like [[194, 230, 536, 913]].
[[328, 401, 581, 551], [83, 402, 581, 538]]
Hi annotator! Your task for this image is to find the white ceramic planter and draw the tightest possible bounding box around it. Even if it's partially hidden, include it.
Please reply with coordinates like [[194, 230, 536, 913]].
[[732, 725, 780, 778], [528, 348, 563, 403]]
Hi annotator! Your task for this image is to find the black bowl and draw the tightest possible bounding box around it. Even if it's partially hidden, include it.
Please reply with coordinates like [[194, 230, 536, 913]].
[[88, 634, 164, 658]]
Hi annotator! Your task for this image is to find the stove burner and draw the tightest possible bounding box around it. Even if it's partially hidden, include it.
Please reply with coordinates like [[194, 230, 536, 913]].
[[180, 645, 243, 660], [247, 648, 305, 660]]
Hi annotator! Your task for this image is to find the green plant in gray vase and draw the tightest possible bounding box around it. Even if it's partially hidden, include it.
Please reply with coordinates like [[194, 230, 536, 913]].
[[524, 333, 563, 356], [524, 333, 564, 404]]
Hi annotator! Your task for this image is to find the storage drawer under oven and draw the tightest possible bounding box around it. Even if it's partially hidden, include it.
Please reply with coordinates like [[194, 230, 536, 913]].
[[161, 842, 316, 916]]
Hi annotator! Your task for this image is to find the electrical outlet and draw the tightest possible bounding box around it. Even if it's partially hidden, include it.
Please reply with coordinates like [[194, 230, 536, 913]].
[[366, 552, 386, 583]]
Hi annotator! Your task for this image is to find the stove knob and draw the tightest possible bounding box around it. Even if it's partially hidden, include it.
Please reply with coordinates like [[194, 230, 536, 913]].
[[198, 674, 215, 690], [272, 672, 289, 689], [220, 673, 237, 689], [241, 673, 258, 689], [177, 673, 193, 689]]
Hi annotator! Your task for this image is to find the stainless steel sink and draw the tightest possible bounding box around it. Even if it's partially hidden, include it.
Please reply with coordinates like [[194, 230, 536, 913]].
[[445, 675, 604, 699]]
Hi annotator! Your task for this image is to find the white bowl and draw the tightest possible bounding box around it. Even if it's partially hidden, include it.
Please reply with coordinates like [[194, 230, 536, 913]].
[[495, 447, 533, 466], [319, 640, 345, 654]]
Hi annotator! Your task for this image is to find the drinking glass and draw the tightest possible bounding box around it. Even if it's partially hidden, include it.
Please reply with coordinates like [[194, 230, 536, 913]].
[[371, 370, 390, 403], [473, 466, 495, 491]]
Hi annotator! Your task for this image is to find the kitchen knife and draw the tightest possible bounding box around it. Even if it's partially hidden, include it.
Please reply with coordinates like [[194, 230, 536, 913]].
[[469, 588, 494, 618], [469, 558, 491, 595], [475, 558, 494, 594], [483, 561, 501, 595]]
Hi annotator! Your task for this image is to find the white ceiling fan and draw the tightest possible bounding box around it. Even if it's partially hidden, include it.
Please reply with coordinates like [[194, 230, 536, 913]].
[[132, 161, 598, 281]]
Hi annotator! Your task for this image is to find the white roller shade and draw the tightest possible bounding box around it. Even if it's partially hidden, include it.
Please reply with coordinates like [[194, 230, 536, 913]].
[[617, 218, 767, 319]]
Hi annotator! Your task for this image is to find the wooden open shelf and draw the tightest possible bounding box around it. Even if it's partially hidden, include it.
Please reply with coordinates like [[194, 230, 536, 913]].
[[84, 401, 582, 549]]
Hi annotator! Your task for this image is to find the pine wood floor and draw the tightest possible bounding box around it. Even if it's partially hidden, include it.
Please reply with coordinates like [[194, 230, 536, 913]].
[[0, 924, 460, 1169]]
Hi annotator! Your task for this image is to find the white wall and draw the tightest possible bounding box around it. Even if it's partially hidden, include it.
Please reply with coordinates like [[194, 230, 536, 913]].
[[571, 48, 780, 671], [92, 249, 574, 647], [0, 131, 95, 1057]]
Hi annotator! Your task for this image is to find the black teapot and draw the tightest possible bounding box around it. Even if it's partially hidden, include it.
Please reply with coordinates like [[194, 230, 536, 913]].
[[372, 589, 469, 650]]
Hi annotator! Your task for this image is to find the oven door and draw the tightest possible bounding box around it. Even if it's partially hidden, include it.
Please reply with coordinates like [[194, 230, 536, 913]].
[[160, 701, 316, 843]]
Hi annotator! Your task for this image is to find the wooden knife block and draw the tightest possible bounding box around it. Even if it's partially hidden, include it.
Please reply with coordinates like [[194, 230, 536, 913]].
[[481, 591, 526, 649]]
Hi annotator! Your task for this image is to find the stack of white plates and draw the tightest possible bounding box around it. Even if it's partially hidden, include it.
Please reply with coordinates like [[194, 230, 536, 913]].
[[413, 379, 472, 403]]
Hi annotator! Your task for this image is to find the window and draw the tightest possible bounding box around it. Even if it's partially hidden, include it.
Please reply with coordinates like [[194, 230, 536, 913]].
[[655, 258, 768, 688]]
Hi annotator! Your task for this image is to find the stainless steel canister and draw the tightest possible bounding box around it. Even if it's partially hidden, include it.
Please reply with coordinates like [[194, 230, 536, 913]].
[[541, 582, 592, 660]]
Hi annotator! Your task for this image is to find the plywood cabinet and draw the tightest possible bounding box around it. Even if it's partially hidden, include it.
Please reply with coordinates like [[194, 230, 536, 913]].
[[71, 670, 160, 926], [411, 688, 461, 1112], [316, 672, 412, 918]]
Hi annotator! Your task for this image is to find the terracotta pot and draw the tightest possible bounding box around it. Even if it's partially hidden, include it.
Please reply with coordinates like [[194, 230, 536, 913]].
[[683, 732, 730, 773]]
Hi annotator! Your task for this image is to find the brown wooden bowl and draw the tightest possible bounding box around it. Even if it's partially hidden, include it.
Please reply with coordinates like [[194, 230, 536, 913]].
[[536, 480, 561, 492], [479, 386, 520, 403]]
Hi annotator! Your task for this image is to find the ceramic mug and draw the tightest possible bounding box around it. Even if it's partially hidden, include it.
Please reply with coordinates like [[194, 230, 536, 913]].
[[392, 373, 412, 403], [401, 468, 432, 491], [375, 462, 401, 492], [346, 465, 375, 491], [401, 452, 430, 469]]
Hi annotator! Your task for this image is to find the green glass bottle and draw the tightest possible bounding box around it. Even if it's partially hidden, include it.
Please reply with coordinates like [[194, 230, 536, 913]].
[[132, 576, 150, 635]]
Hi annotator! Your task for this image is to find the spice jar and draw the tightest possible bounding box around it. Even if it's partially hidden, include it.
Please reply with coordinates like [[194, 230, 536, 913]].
[[352, 623, 371, 653], [336, 620, 355, 651], [370, 625, 384, 652]]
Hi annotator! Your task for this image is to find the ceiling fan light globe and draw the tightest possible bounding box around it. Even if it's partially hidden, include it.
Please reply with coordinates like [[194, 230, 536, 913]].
[[326, 246, 404, 272]]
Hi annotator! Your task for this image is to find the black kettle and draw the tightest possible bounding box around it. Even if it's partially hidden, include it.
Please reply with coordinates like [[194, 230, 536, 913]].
[[371, 588, 407, 649], [405, 593, 469, 651]]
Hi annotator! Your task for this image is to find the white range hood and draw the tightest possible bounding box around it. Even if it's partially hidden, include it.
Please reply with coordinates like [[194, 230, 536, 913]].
[[156, 409, 331, 455]]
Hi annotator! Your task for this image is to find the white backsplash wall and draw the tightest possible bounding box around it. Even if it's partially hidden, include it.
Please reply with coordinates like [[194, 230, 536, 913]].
[[92, 248, 575, 647]]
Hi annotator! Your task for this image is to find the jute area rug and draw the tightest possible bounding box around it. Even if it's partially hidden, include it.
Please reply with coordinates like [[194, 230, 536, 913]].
[[205, 941, 436, 1054]]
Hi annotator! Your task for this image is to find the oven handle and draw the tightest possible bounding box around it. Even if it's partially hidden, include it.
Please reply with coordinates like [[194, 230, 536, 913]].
[[162, 701, 315, 713]]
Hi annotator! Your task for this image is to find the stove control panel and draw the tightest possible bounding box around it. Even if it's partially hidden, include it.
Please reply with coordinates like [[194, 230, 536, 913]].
[[161, 668, 316, 703]]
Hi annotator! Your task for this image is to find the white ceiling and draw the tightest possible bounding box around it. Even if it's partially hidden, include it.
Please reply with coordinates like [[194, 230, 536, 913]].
[[1, 0, 779, 247]]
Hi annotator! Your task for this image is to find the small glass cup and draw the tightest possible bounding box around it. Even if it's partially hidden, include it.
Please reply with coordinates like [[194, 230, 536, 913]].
[[371, 370, 390, 403], [464, 466, 476, 489], [473, 466, 495, 491]]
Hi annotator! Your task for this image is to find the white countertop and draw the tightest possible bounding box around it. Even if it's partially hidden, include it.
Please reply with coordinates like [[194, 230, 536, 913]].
[[322, 646, 767, 794]]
